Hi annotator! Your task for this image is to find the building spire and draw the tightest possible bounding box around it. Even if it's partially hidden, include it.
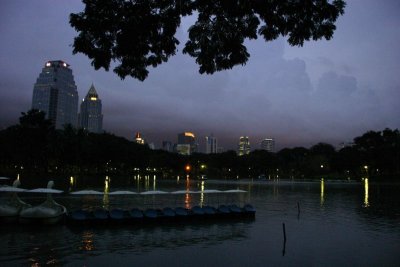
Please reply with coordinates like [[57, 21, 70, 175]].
[[86, 83, 99, 99]]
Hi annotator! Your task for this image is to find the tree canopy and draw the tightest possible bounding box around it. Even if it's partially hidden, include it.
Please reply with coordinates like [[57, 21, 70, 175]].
[[70, 0, 346, 81]]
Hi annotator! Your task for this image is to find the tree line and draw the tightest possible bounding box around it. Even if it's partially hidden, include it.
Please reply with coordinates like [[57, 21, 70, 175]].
[[0, 109, 398, 181]]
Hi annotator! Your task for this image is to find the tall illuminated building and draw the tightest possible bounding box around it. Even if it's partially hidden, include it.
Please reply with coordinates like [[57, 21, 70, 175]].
[[177, 132, 197, 155], [205, 134, 218, 154], [237, 136, 250, 156], [32, 60, 79, 129], [78, 84, 103, 133], [135, 132, 145, 144], [261, 138, 275, 152]]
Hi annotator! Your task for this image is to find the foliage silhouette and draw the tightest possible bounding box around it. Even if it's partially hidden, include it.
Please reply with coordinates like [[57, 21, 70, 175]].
[[70, 0, 346, 80]]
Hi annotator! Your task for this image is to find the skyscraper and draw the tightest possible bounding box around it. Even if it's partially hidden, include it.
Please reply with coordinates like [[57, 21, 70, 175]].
[[177, 132, 197, 155], [78, 84, 103, 133], [162, 141, 173, 152], [135, 132, 145, 144], [32, 60, 79, 129], [237, 136, 250, 156], [261, 138, 275, 152], [205, 134, 218, 154]]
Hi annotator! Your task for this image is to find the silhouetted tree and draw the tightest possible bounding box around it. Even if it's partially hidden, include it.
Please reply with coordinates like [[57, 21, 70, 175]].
[[381, 128, 400, 174], [353, 129, 400, 176], [308, 143, 336, 174], [70, 0, 346, 80], [277, 147, 308, 177], [336, 146, 361, 176], [206, 151, 238, 177], [0, 110, 55, 173], [19, 109, 53, 130], [245, 150, 278, 177]]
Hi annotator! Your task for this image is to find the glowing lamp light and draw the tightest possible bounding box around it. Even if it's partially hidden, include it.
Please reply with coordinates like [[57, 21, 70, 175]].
[[62, 62, 67, 67], [46, 62, 51, 67], [185, 164, 191, 172], [90, 97, 97, 101]]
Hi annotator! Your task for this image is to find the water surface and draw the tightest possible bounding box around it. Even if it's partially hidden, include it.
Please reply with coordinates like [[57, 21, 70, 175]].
[[1, 178, 399, 266]]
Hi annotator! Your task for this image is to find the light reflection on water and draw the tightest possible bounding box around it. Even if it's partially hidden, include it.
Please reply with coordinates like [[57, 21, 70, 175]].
[[103, 176, 110, 209], [0, 179, 399, 266], [183, 177, 191, 209], [80, 231, 95, 252], [320, 178, 325, 207], [200, 180, 205, 207], [69, 176, 75, 192], [364, 178, 369, 207]]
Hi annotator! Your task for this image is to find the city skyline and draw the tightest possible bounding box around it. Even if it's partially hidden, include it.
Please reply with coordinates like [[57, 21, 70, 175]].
[[0, 1, 399, 151]]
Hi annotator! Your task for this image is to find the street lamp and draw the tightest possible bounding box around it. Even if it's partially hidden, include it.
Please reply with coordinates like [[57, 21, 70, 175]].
[[185, 164, 191, 172], [364, 165, 369, 176]]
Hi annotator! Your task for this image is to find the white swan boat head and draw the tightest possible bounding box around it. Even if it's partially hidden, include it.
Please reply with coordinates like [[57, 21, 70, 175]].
[[0, 179, 31, 220], [19, 181, 66, 224]]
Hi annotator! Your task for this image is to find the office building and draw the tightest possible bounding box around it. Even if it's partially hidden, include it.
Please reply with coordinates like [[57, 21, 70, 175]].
[[148, 143, 155, 150], [261, 138, 275, 152], [177, 132, 197, 155], [237, 136, 250, 156], [135, 132, 145, 144], [205, 134, 218, 154], [78, 84, 103, 133], [32, 60, 79, 129], [176, 144, 191, 155], [162, 141, 173, 152]]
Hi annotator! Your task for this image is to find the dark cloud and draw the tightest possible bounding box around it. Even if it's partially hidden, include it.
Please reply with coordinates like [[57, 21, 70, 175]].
[[316, 72, 357, 98]]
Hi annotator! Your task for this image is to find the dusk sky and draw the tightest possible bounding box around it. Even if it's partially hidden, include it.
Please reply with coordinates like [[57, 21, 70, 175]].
[[1, 1, 399, 151]]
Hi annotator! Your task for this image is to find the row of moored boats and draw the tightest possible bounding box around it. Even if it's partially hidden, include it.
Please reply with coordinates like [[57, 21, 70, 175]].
[[0, 179, 255, 225]]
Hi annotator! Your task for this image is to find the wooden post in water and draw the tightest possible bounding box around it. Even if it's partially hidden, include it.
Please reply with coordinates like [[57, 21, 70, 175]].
[[282, 222, 287, 256], [282, 222, 287, 242]]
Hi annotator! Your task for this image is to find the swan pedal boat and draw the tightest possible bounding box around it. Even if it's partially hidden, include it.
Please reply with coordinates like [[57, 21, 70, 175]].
[[19, 198, 67, 225], [0, 180, 31, 223], [19, 181, 66, 225]]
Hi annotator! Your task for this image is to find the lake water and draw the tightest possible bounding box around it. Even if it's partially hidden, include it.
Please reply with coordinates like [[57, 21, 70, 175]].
[[1, 178, 399, 266]]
